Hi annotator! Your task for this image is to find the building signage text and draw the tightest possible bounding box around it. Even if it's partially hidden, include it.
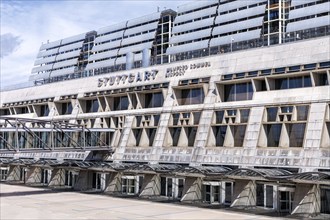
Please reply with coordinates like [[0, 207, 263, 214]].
[[98, 70, 158, 88], [165, 61, 211, 78]]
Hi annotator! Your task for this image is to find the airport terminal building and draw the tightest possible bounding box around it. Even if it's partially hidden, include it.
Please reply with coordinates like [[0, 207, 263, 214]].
[[0, 0, 329, 217]]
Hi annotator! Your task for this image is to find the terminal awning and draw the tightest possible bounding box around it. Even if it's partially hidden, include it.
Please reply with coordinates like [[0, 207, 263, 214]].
[[289, 172, 330, 184], [225, 168, 292, 180], [124, 164, 180, 175], [174, 166, 231, 178]]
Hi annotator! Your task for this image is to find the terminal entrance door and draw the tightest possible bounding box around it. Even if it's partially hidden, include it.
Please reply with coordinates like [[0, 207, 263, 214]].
[[321, 188, 330, 214], [65, 170, 77, 187], [92, 173, 101, 190], [279, 191, 293, 213]]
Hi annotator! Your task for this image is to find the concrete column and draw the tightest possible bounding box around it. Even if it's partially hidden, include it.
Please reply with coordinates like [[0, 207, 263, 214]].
[[231, 180, 256, 208], [126, 52, 134, 70], [105, 172, 122, 194], [181, 177, 202, 203], [142, 48, 150, 67], [26, 167, 41, 184], [292, 184, 321, 216], [6, 166, 21, 182], [140, 174, 161, 198], [48, 168, 65, 187]]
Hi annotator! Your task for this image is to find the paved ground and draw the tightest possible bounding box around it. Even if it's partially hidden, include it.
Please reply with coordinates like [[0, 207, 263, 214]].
[[1, 183, 282, 220]]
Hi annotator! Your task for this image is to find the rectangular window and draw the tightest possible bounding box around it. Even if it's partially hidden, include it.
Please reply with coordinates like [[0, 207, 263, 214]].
[[61, 102, 72, 115], [266, 185, 274, 208], [144, 92, 164, 108], [296, 106, 309, 121], [214, 126, 227, 147], [114, 96, 129, 111], [240, 109, 250, 123], [265, 124, 282, 147], [275, 76, 312, 90], [267, 107, 278, 122], [40, 105, 49, 117], [256, 184, 264, 206], [224, 82, 253, 102], [179, 88, 204, 105], [231, 125, 246, 147], [86, 99, 99, 113], [287, 123, 306, 147]]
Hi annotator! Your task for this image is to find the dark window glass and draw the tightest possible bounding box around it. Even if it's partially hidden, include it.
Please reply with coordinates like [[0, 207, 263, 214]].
[[40, 105, 49, 117], [145, 92, 163, 108], [267, 107, 278, 122], [231, 125, 246, 147], [266, 185, 274, 208], [275, 78, 288, 90], [133, 129, 143, 146], [193, 112, 201, 125], [146, 128, 157, 146], [180, 88, 204, 105], [265, 124, 282, 147], [303, 76, 312, 87], [114, 96, 129, 111], [281, 106, 293, 113], [187, 127, 197, 147], [62, 102, 72, 115], [160, 177, 166, 196], [256, 184, 264, 206], [213, 126, 227, 146], [296, 106, 309, 121], [225, 182, 232, 204], [240, 109, 250, 123], [215, 111, 224, 124], [318, 73, 329, 86], [85, 99, 98, 113], [170, 127, 181, 146], [224, 83, 253, 102], [321, 189, 330, 214], [289, 77, 303, 88], [287, 123, 306, 147]]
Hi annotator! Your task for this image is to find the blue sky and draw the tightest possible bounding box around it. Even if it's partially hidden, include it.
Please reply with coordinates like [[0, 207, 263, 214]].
[[0, 0, 192, 88]]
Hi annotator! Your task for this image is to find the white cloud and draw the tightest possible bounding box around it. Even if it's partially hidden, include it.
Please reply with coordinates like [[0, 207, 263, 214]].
[[0, 0, 192, 89]]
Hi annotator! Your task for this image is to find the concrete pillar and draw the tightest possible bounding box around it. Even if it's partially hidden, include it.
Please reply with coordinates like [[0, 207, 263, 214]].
[[6, 166, 21, 182], [48, 168, 65, 187], [231, 180, 256, 208], [142, 48, 150, 67], [26, 167, 41, 184], [292, 184, 321, 216], [74, 170, 90, 191], [105, 172, 122, 194], [140, 174, 161, 198], [126, 52, 134, 70], [181, 177, 202, 203]]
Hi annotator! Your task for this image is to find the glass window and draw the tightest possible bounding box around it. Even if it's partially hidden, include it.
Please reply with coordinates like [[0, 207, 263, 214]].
[[240, 109, 250, 123], [265, 124, 282, 147], [187, 127, 197, 147], [145, 92, 163, 108], [213, 126, 227, 147], [231, 125, 246, 147], [179, 88, 204, 105], [215, 111, 224, 124], [114, 96, 129, 111], [40, 105, 49, 117], [62, 102, 72, 115], [256, 184, 264, 206], [296, 106, 309, 121], [287, 123, 306, 147], [266, 185, 274, 208], [224, 82, 253, 102]]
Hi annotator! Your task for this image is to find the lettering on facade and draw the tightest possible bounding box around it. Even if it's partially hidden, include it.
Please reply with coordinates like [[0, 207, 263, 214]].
[[98, 70, 158, 88], [165, 61, 211, 78]]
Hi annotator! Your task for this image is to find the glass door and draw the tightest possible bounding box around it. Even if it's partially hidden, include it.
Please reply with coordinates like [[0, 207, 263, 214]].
[[279, 191, 293, 213]]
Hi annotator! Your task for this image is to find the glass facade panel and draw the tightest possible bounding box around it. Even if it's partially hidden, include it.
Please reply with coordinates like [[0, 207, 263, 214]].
[[265, 124, 282, 147], [287, 123, 306, 147], [114, 96, 129, 111], [213, 126, 227, 147], [224, 82, 253, 102], [266, 185, 274, 208], [321, 189, 330, 214], [256, 184, 264, 206], [240, 109, 250, 123], [296, 106, 309, 121], [179, 88, 204, 105], [145, 92, 164, 108], [62, 102, 72, 115], [231, 125, 246, 147]]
